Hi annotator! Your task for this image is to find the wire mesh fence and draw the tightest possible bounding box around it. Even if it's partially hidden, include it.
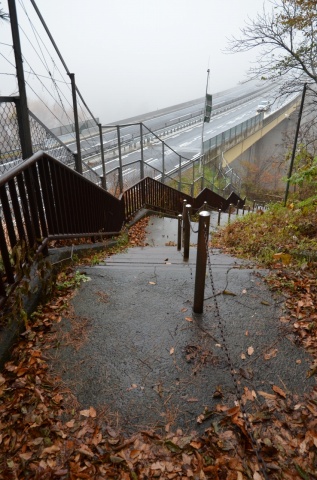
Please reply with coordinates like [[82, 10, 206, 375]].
[[0, 99, 23, 175]]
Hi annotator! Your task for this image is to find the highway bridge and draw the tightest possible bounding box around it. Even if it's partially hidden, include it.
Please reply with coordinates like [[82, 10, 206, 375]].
[[0, 81, 299, 195], [61, 80, 298, 193]]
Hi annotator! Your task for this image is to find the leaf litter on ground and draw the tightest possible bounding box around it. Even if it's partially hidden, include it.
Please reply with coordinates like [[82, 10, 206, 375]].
[[1, 213, 317, 478]]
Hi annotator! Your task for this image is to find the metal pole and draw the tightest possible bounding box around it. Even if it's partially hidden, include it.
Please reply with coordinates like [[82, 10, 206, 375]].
[[162, 141, 165, 184], [68, 73, 82, 174], [8, 0, 33, 159], [284, 83, 307, 206], [200, 68, 210, 171], [140, 123, 145, 180], [182, 199, 187, 246], [193, 211, 211, 314], [228, 203, 233, 223], [202, 154, 205, 190], [218, 209, 221, 226], [177, 214, 182, 251], [178, 155, 182, 191], [99, 123, 106, 190], [183, 204, 191, 261], [117, 125, 123, 193]]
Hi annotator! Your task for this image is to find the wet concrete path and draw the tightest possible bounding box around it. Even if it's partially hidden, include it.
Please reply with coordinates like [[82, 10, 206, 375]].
[[50, 216, 314, 434]]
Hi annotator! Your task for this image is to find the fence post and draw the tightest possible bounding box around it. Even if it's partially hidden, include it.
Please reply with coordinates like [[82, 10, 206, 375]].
[[202, 155, 205, 190], [193, 211, 211, 314], [117, 125, 124, 194], [183, 204, 191, 261], [140, 123, 145, 180], [8, 0, 33, 160], [69, 73, 82, 174], [162, 142, 165, 184], [177, 214, 182, 251], [99, 123, 106, 190]]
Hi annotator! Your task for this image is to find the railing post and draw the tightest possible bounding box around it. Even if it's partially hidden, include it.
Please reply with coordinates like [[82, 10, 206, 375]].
[[117, 125, 124, 194], [140, 123, 145, 180], [162, 142, 165, 184], [177, 214, 182, 251], [68, 73, 82, 174], [202, 155, 205, 190], [218, 209, 221, 226], [183, 204, 191, 261], [99, 123, 106, 190], [193, 211, 211, 314]]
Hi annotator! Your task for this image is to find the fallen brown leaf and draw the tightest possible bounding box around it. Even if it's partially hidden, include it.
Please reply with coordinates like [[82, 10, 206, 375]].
[[272, 385, 287, 398]]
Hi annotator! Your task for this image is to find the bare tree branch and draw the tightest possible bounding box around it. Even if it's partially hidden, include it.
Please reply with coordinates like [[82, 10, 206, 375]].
[[226, 0, 317, 97]]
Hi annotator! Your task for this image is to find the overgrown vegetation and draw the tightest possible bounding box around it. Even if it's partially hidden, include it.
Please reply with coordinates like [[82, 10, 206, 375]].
[[212, 196, 317, 267]]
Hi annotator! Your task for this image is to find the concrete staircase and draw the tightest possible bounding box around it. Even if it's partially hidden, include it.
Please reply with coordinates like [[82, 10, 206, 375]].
[[51, 215, 313, 434]]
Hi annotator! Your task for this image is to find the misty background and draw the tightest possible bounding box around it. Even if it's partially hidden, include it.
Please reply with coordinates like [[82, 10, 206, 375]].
[[1, 0, 267, 126]]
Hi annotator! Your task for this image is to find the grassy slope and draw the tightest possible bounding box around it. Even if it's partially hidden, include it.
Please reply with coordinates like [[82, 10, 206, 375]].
[[212, 197, 317, 267]]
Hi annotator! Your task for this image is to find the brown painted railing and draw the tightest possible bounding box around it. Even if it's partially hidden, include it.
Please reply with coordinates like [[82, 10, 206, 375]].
[[0, 151, 124, 301], [123, 177, 244, 219], [0, 151, 244, 306]]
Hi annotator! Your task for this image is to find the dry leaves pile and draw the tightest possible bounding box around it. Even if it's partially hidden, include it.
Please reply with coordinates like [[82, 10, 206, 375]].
[[1, 296, 317, 480], [1, 218, 317, 478], [127, 217, 150, 247]]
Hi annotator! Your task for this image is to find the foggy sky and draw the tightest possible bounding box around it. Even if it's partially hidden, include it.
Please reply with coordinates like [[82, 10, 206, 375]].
[[1, 0, 268, 124]]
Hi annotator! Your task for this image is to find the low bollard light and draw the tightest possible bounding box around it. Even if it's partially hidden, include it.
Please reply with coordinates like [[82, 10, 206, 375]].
[[182, 199, 187, 247], [183, 204, 191, 261], [228, 203, 233, 223], [177, 214, 182, 251], [218, 209, 221, 226], [193, 211, 211, 314]]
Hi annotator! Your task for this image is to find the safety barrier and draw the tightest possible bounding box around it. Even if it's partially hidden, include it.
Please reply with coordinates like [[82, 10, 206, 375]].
[[0, 150, 244, 308]]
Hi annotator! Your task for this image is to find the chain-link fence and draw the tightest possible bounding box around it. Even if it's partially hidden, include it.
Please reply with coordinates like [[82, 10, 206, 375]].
[[0, 98, 23, 175], [0, 97, 78, 177]]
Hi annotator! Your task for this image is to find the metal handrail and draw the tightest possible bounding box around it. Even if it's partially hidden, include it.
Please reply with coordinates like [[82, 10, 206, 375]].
[[0, 152, 244, 308]]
